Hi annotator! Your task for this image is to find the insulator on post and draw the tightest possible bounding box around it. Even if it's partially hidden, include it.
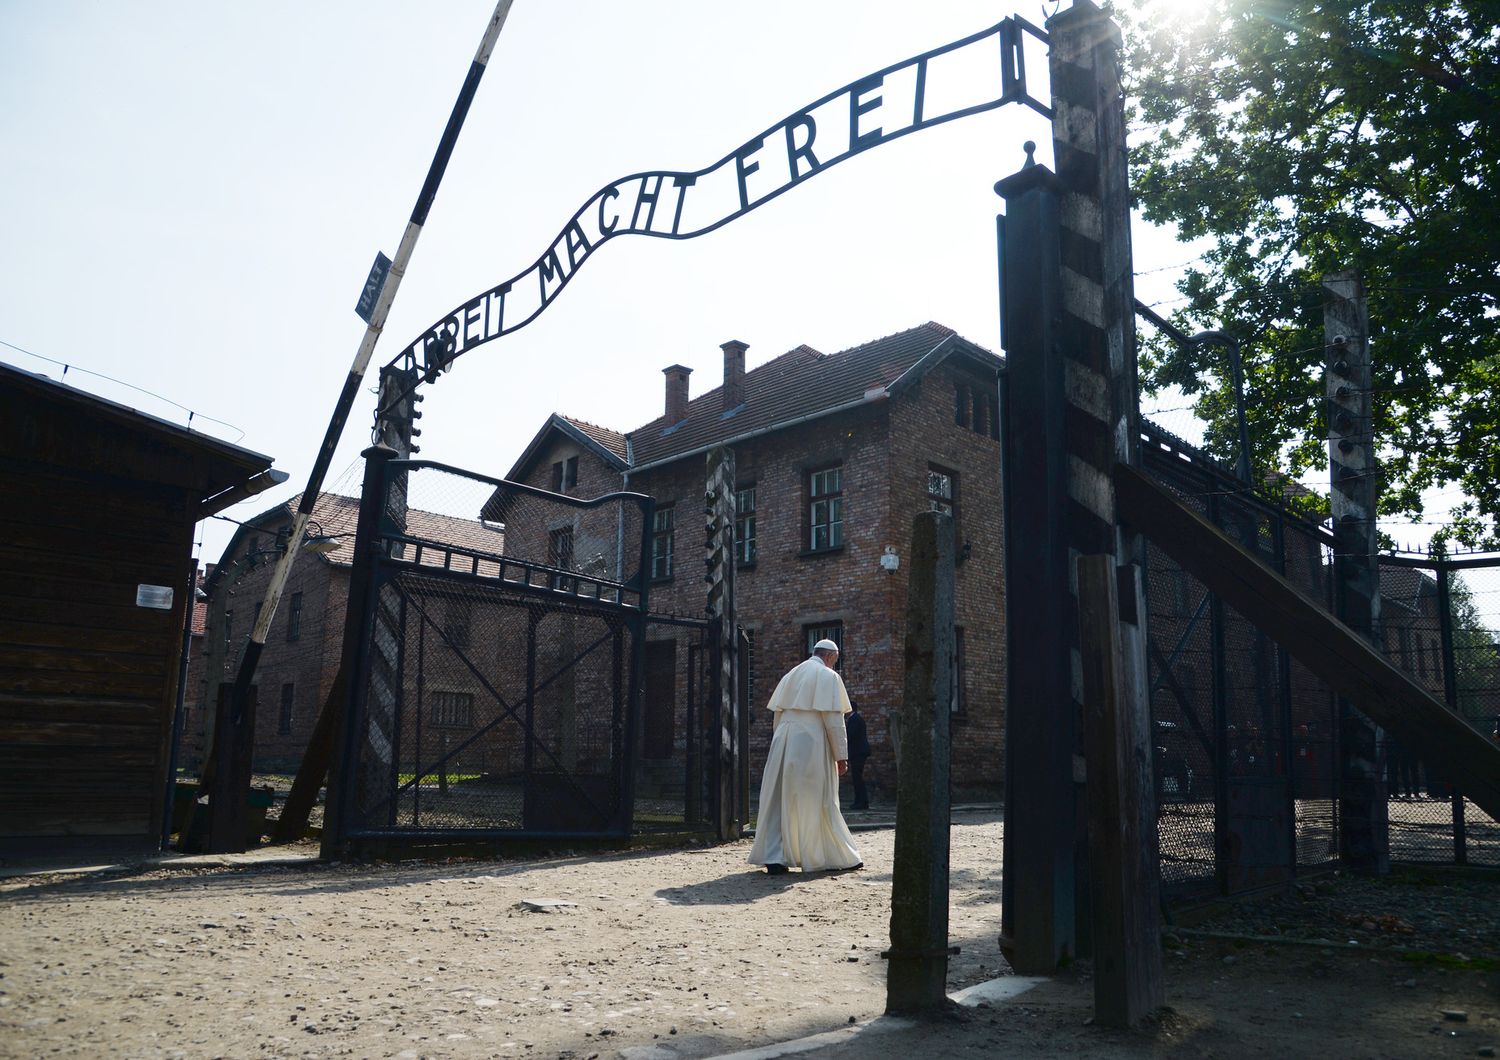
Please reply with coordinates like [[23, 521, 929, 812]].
[[1337, 438, 1355, 454], [1334, 411, 1353, 433], [1331, 359, 1350, 376]]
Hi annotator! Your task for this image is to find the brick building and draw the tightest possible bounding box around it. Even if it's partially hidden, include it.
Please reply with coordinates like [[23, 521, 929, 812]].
[[185, 493, 495, 776], [504, 322, 1007, 796]]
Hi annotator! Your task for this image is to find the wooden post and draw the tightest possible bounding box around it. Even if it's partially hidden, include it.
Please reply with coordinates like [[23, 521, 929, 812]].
[[995, 154, 1076, 973], [269, 667, 345, 843], [1078, 554, 1164, 1027], [997, 0, 1150, 974], [885, 511, 956, 1015], [204, 682, 257, 852], [1324, 270, 1389, 873]]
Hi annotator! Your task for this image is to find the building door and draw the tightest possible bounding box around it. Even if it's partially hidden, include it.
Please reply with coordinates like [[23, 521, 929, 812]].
[[643, 640, 676, 760]]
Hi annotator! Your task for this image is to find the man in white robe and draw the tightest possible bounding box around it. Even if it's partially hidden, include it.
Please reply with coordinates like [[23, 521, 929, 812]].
[[747, 639, 863, 874]]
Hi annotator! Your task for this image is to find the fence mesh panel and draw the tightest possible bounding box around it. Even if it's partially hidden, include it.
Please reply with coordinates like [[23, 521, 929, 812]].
[[341, 461, 653, 840], [1142, 422, 1343, 901], [1142, 422, 1500, 890], [1376, 558, 1500, 866]]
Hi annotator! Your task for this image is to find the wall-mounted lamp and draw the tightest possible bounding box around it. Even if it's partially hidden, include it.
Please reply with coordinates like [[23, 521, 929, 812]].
[[880, 546, 900, 573]]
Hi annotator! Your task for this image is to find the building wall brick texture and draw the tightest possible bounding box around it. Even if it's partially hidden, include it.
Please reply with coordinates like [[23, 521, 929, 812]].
[[189, 330, 1010, 807]]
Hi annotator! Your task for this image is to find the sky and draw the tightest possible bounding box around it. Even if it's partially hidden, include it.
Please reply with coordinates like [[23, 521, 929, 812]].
[[2, 0, 1216, 570]]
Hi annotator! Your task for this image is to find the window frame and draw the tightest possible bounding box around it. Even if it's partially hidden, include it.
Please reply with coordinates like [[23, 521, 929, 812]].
[[805, 464, 845, 554], [548, 526, 576, 591], [927, 463, 959, 518], [803, 621, 844, 668], [431, 690, 474, 729], [651, 504, 676, 581], [734, 484, 757, 567], [551, 454, 579, 492], [286, 591, 303, 643], [951, 626, 967, 716]]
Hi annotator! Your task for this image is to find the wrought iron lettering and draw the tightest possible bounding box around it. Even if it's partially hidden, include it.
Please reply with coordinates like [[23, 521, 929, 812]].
[[384, 15, 1049, 395]]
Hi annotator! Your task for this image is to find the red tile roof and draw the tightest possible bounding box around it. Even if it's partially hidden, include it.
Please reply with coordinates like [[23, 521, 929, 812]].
[[503, 322, 1000, 482], [560, 416, 628, 464], [623, 322, 993, 468], [214, 493, 500, 579]]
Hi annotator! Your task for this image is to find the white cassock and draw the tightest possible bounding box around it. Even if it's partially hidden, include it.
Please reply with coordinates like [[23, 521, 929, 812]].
[[747, 656, 862, 871]]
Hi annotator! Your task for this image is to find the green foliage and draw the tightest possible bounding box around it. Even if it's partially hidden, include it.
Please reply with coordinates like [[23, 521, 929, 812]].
[[1123, 1, 1500, 547]]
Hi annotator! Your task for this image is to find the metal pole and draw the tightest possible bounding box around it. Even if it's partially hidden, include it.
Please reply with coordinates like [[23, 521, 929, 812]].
[[1436, 563, 1467, 863], [212, 1, 517, 850]]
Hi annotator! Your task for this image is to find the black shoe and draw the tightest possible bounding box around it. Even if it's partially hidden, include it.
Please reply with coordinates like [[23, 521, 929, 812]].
[[766, 863, 789, 875]]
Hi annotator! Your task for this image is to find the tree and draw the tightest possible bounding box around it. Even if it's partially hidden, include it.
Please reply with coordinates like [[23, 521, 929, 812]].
[[1123, 0, 1500, 547]]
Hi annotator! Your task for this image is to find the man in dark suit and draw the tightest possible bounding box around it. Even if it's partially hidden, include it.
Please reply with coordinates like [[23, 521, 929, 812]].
[[845, 699, 872, 810]]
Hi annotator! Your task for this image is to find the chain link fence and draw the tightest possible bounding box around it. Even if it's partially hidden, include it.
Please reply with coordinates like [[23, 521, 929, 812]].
[[1142, 421, 1342, 901], [1376, 556, 1500, 866], [1141, 419, 1500, 900]]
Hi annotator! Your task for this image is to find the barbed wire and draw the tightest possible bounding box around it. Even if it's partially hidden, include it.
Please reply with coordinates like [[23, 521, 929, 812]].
[[0, 336, 246, 441]]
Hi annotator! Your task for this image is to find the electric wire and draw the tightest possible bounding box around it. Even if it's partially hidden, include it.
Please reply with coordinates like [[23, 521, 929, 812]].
[[0, 336, 246, 441]]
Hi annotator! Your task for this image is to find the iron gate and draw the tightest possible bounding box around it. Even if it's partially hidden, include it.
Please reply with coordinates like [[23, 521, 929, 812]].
[[330, 451, 654, 848]]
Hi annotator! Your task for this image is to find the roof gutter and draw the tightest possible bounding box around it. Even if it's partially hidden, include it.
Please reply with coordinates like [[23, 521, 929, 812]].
[[196, 468, 290, 521]]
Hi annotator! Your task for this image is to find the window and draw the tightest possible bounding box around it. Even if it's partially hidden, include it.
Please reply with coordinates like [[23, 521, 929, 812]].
[[549, 526, 576, 591], [952, 626, 967, 715], [444, 598, 472, 647], [927, 466, 957, 518], [957, 380, 999, 439], [807, 465, 844, 552], [432, 691, 474, 728], [651, 506, 675, 580], [735, 486, 757, 565], [551, 455, 579, 492], [286, 592, 303, 642], [223, 610, 233, 653], [549, 526, 575, 568], [804, 622, 843, 667], [278, 682, 294, 735]]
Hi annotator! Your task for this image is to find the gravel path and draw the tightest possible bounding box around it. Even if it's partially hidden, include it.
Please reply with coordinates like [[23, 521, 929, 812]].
[[3, 814, 1498, 1059]]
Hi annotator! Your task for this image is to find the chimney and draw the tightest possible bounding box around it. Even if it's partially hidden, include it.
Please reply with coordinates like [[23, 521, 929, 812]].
[[663, 364, 692, 424], [721, 339, 748, 411]]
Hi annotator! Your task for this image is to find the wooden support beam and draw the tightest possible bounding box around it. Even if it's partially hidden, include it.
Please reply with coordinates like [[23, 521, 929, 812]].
[[886, 511, 956, 1015], [1077, 554, 1163, 1027], [270, 666, 344, 844], [1115, 463, 1500, 820]]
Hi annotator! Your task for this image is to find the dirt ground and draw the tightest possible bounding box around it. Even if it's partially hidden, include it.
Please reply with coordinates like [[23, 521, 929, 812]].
[[1, 810, 1497, 1059]]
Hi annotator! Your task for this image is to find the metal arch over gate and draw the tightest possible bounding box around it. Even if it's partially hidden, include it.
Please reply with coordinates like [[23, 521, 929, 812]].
[[375, 16, 1051, 422], [329, 449, 656, 848]]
